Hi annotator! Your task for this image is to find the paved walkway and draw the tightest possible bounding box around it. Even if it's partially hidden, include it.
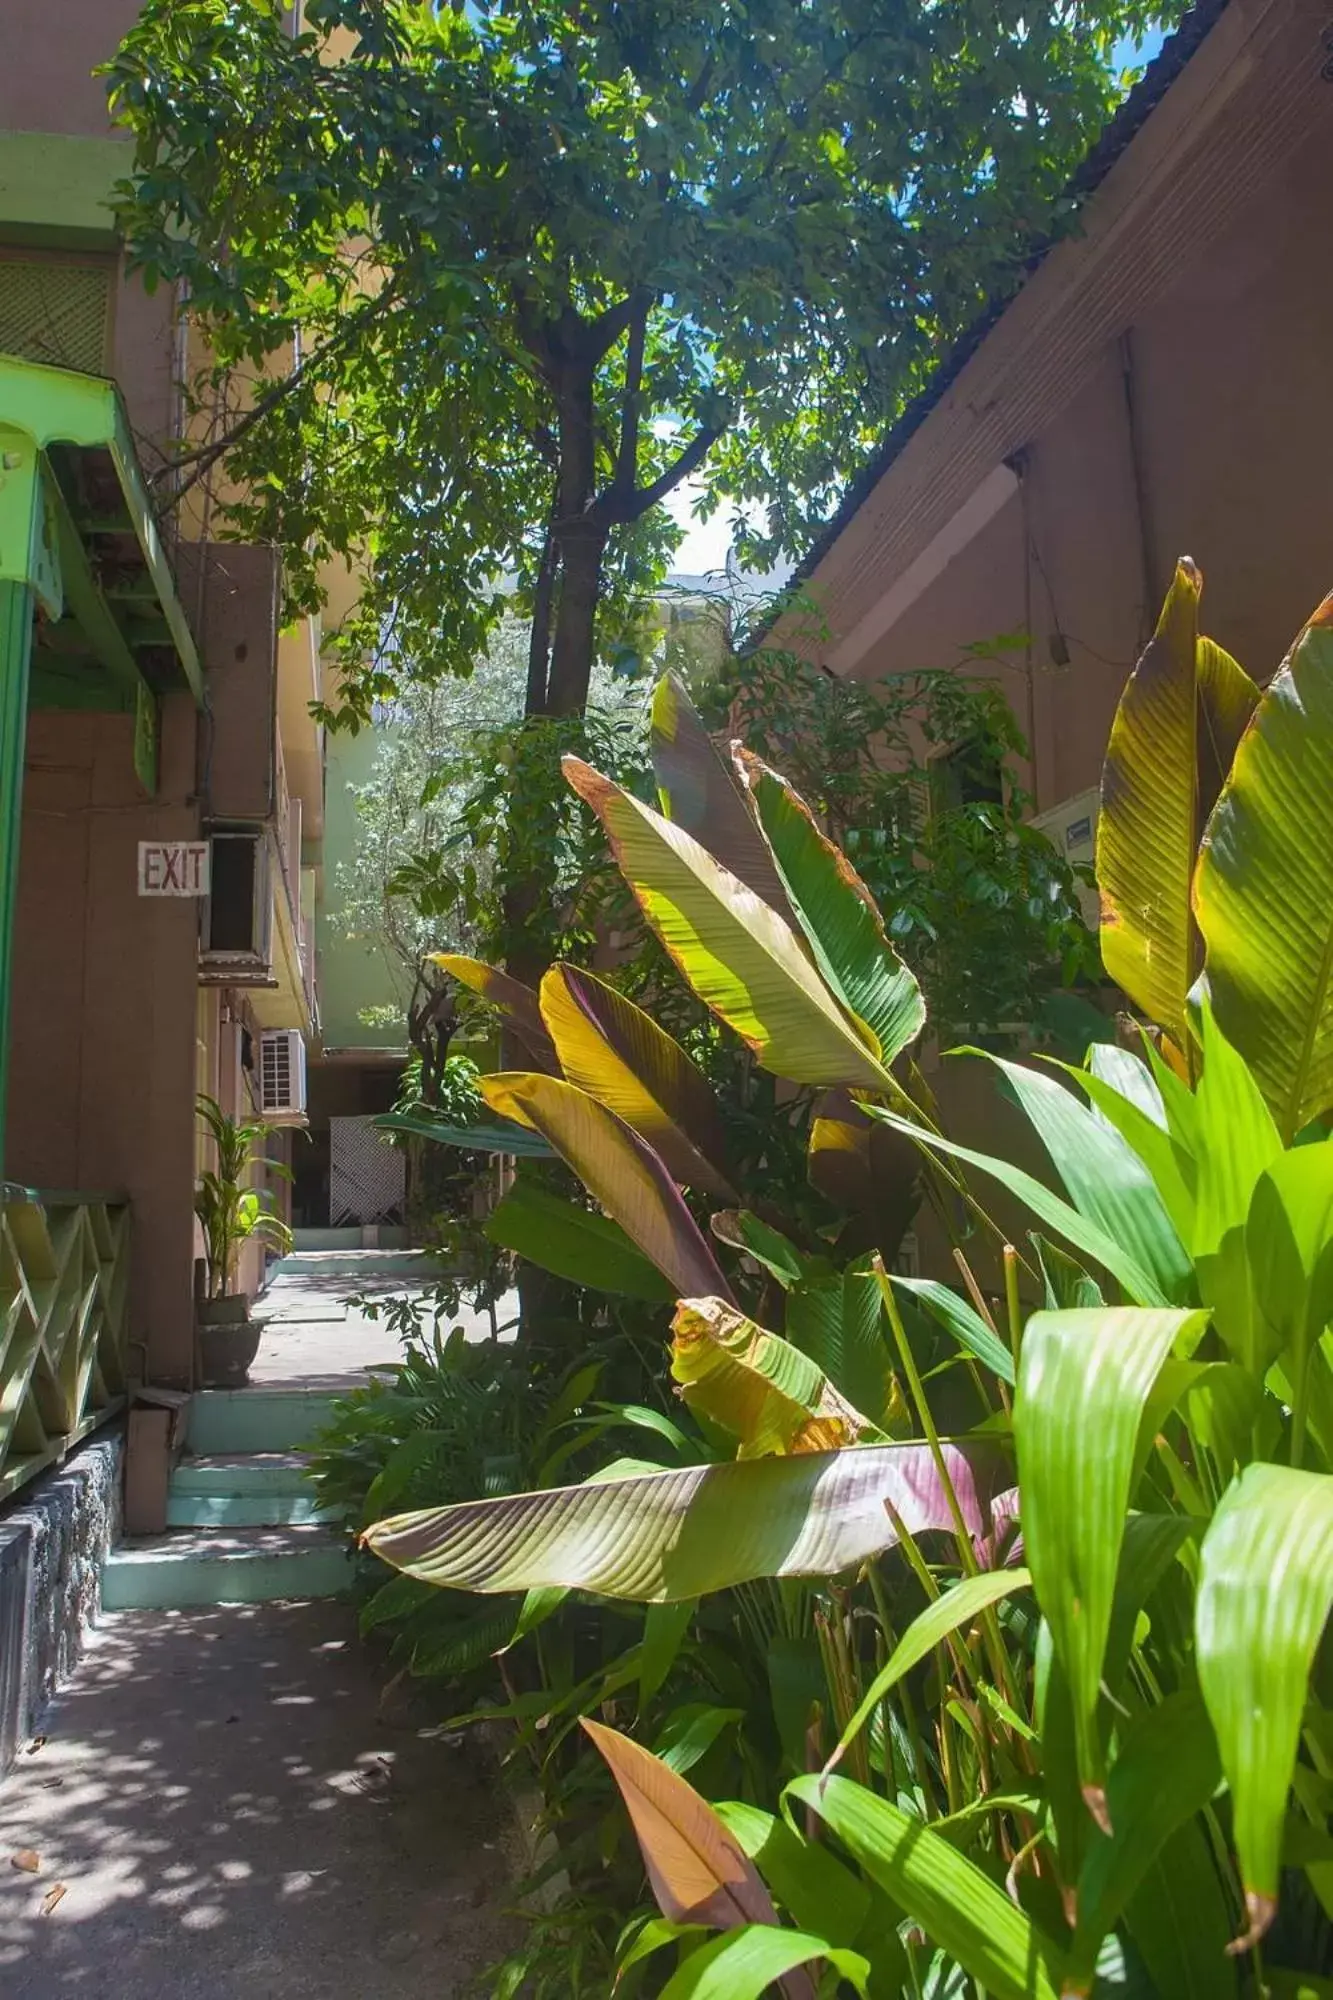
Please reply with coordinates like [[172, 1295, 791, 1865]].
[[0, 1602, 519, 1997], [252, 1252, 518, 1390]]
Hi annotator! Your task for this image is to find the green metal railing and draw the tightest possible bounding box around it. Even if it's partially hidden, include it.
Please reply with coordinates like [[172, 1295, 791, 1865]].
[[0, 1187, 129, 1501]]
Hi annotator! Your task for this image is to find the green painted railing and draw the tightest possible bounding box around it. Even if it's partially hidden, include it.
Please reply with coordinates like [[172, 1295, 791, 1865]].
[[0, 1187, 130, 1501]]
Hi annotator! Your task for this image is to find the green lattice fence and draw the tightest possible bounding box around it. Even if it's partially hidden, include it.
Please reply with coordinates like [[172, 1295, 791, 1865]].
[[0, 1190, 129, 1501]]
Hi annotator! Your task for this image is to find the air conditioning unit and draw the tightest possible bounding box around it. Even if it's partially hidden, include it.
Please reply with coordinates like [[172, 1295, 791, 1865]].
[[258, 1029, 308, 1123], [1030, 786, 1100, 927]]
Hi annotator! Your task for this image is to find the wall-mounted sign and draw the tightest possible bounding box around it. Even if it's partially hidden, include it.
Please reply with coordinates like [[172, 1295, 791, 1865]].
[[138, 841, 210, 897]]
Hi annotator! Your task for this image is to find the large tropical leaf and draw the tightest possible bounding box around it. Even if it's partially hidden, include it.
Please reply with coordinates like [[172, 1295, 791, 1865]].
[[1065, 1692, 1222, 1993], [807, 1087, 920, 1262], [431, 952, 558, 1069], [863, 1103, 1171, 1305], [580, 1718, 785, 1933], [785, 1258, 900, 1423], [650, 671, 791, 917], [480, 1072, 733, 1303], [1190, 999, 1283, 1374], [563, 757, 893, 1090], [1015, 1306, 1208, 1816], [538, 963, 737, 1200], [1058, 1048, 1197, 1250], [364, 1442, 1001, 1603], [670, 1296, 885, 1457], [737, 750, 925, 1065], [1195, 592, 1333, 1139], [1097, 558, 1259, 1055], [1196, 1462, 1333, 1948], [373, 1109, 553, 1157], [1246, 1142, 1333, 1435], [969, 1050, 1192, 1304], [483, 1179, 675, 1302], [787, 1775, 1066, 2000], [1125, 1819, 1239, 2000]]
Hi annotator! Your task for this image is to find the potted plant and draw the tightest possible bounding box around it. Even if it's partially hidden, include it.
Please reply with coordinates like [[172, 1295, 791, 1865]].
[[194, 1093, 293, 1388]]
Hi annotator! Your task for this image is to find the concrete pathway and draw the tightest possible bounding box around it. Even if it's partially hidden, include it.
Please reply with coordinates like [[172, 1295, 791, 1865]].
[[0, 1602, 521, 1998], [252, 1252, 519, 1391]]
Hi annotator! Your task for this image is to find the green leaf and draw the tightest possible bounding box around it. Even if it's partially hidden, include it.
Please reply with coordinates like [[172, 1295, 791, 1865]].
[[807, 1088, 921, 1264], [1058, 1049, 1197, 1249], [710, 1209, 812, 1287], [1097, 559, 1259, 1054], [827, 1568, 1033, 1776], [653, 1702, 744, 1776], [374, 1109, 553, 1158], [563, 757, 894, 1091], [787, 1774, 1065, 2000], [432, 952, 558, 1069], [640, 1598, 696, 1707], [539, 962, 737, 1199], [890, 1273, 1015, 1385], [1066, 1692, 1222, 1991], [1190, 999, 1283, 1372], [713, 1801, 874, 1951], [1246, 1142, 1333, 1425], [786, 1258, 900, 1420], [1124, 1818, 1239, 2000], [1015, 1306, 1208, 1813], [650, 672, 791, 918], [1196, 1462, 1333, 1947], [968, 1049, 1192, 1305], [363, 1441, 997, 1603], [484, 1180, 676, 1302], [739, 750, 925, 1066], [659, 1924, 867, 2000], [1195, 593, 1333, 1139], [480, 1072, 734, 1303], [670, 1296, 885, 1457], [863, 1103, 1170, 1304]]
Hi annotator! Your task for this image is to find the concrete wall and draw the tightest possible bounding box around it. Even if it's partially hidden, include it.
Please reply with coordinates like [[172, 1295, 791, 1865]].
[[7, 700, 202, 1384], [317, 724, 412, 1052]]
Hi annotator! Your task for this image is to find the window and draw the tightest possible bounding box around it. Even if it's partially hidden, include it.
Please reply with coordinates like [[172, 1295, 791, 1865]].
[[930, 737, 1006, 814]]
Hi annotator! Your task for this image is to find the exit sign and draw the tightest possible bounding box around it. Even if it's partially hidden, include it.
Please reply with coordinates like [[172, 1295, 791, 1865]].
[[138, 842, 210, 897]]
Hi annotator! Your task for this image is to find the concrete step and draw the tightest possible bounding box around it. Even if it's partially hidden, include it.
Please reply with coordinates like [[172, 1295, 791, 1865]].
[[102, 1525, 350, 1611], [167, 1454, 338, 1529], [186, 1388, 343, 1457]]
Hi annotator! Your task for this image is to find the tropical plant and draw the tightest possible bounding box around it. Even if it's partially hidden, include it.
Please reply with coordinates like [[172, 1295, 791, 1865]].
[[193, 1092, 292, 1297], [356, 569, 1333, 1995]]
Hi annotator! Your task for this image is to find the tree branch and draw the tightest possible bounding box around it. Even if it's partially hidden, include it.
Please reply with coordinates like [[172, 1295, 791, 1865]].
[[587, 421, 725, 529], [612, 290, 650, 499]]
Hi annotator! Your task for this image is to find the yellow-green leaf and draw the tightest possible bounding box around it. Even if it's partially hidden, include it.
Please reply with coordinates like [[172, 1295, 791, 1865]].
[[563, 756, 893, 1090], [670, 1296, 884, 1457], [539, 962, 736, 1199], [1194, 592, 1333, 1139], [1098, 558, 1259, 1054], [1196, 1462, 1333, 1948], [432, 952, 557, 1068], [650, 672, 791, 917]]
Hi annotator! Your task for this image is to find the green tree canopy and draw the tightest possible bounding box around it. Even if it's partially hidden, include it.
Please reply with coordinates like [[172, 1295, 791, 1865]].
[[107, 0, 1179, 725]]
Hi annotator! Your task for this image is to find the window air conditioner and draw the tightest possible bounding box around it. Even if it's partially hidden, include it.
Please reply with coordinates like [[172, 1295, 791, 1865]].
[[1029, 786, 1100, 928], [258, 1029, 308, 1122]]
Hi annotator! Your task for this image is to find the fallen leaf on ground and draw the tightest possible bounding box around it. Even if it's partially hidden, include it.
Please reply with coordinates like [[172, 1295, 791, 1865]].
[[9, 1850, 40, 1874], [41, 1882, 67, 1916]]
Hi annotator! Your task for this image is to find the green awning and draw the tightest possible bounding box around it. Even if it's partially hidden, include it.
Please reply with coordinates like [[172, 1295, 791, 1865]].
[[0, 352, 204, 790]]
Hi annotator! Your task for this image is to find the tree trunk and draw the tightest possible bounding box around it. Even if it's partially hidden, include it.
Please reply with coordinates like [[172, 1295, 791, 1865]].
[[545, 523, 606, 717]]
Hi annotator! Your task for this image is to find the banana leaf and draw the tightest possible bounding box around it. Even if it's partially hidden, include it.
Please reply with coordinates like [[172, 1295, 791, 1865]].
[[539, 962, 737, 1200], [738, 750, 925, 1065], [1097, 558, 1258, 1057], [670, 1296, 885, 1456], [484, 1179, 676, 1302], [363, 1440, 1002, 1602], [373, 1108, 554, 1157], [431, 952, 558, 1069], [650, 671, 792, 917], [807, 1087, 921, 1263], [1194, 592, 1333, 1139], [480, 1071, 734, 1304], [786, 1257, 901, 1422], [563, 755, 894, 1090]]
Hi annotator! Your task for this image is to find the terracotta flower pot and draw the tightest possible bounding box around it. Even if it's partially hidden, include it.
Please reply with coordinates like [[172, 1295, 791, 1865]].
[[197, 1294, 261, 1389]]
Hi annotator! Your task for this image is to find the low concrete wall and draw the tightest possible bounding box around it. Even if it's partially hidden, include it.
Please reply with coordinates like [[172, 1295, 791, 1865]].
[[0, 1429, 123, 1778]]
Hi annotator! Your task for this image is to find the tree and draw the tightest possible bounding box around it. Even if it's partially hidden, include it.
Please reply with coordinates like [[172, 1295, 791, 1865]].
[[108, 0, 1177, 728]]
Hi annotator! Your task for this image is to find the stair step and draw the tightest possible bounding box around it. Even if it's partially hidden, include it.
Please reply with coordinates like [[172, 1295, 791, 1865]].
[[103, 1525, 350, 1611], [172, 1452, 313, 1495], [165, 1491, 334, 1529], [186, 1389, 343, 1457]]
